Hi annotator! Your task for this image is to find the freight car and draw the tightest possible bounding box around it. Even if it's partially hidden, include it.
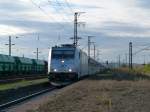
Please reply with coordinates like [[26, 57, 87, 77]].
[[0, 54, 47, 79], [0, 54, 15, 76], [48, 44, 104, 86], [32, 59, 47, 74]]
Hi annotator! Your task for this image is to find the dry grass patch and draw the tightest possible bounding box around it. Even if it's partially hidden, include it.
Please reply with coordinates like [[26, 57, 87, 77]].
[[29, 75, 150, 112]]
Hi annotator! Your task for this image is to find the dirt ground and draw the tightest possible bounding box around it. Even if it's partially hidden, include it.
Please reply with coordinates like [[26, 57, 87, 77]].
[[28, 74, 150, 112]]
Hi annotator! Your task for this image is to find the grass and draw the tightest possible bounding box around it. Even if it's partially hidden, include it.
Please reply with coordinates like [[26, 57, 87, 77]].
[[28, 74, 150, 112], [143, 64, 150, 74], [113, 67, 147, 76], [0, 78, 48, 91], [116, 64, 150, 76]]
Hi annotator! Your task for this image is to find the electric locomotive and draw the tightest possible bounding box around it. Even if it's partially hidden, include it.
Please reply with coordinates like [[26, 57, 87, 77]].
[[48, 44, 102, 86]]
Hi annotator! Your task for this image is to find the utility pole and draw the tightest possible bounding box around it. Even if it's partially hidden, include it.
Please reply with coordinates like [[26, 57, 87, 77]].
[[88, 36, 93, 59], [91, 42, 96, 60], [5, 36, 15, 56], [94, 44, 96, 60], [88, 36, 95, 75], [37, 48, 39, 60], [125, 53, 128, 66], [33, 33, 41, 60], [33, 48, 41, 60], [97, 49, 100, 62], [118, 55, 121, 67], [74, 12, 78, 46], [129, 42, 133, 69], [143, 55, 146, 65], [73, 12, 85, 47], [88, 36, 91, 75], [88, 36, 95, 58]]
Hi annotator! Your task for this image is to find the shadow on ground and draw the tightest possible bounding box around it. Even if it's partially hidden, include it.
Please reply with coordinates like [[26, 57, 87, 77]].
[[89, 72, 150, 81]]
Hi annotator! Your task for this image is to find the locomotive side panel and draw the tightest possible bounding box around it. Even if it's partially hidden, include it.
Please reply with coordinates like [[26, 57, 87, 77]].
[[79, 50, 88, 77]]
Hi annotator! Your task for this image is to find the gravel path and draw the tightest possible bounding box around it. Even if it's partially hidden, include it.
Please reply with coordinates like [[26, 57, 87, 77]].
[[5, 74, 150, 112]]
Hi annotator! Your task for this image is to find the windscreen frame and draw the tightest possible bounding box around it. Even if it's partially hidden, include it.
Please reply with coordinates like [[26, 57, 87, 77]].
[[51, 50, 75, 59]]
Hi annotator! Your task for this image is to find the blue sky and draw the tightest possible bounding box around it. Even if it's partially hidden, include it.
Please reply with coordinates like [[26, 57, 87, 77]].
[[0, 0, 150, 63]]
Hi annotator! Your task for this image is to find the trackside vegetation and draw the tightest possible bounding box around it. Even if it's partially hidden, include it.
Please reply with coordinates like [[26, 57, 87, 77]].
[[0, 78, 48, 91]]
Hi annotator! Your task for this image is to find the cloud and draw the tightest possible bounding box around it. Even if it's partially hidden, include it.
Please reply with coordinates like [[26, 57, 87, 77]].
[[0, 0, 30, 12], [0, 24, 35, 36], [100, 21, 150, 38], [0, 0, 150, 63], [136, 0, 150, 9]]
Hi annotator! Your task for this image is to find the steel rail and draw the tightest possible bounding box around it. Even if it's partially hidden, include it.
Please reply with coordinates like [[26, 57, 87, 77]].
[[0, 87, 56, 110]]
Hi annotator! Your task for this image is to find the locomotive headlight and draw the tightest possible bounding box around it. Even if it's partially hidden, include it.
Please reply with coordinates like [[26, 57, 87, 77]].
[[69, 69, 72, 72], [61, 60, 65, 63], [54, 69, 57, 72]]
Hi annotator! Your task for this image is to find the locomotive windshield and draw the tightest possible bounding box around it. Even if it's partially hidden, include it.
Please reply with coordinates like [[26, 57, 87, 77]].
[[52, 50, 75, 59]]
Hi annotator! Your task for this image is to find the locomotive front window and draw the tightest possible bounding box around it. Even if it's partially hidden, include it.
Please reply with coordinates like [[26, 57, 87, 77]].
[[52, 50, 74, 59]]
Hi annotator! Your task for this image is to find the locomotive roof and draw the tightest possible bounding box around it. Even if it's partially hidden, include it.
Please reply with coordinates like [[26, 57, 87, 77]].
[[52, 47, 75, 51]]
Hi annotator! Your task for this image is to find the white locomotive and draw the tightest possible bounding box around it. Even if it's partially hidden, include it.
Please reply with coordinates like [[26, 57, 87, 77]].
[[48, 44, 103, 86]]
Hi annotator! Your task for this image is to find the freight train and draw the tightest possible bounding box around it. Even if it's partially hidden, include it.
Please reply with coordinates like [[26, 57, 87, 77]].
[[0, 54, 47, 79], [48, 44, 105, 86]]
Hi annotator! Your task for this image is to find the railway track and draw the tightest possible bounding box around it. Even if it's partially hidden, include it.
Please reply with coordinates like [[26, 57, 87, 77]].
[[0, 86, 56, 111], [0, 75, 47, 84]]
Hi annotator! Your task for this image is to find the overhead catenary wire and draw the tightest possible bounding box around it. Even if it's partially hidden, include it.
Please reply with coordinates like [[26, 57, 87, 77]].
[[47, 0, 72, 23], [64, 0, 74, 13], [29, 0, 75, 40], [133, 45, 150, 56], [28, 0, 71, 57], [54, 0, 73, 22], [29, 0, 66, 29]]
